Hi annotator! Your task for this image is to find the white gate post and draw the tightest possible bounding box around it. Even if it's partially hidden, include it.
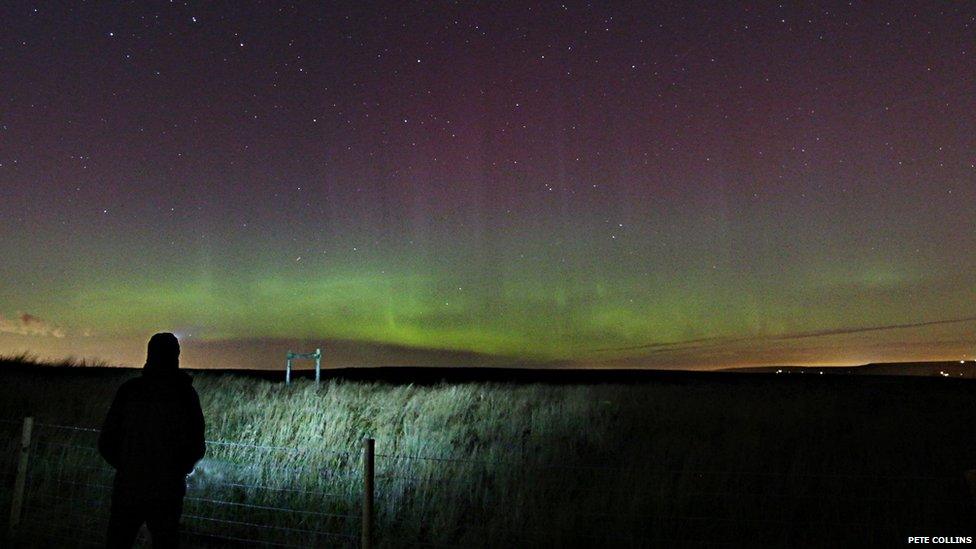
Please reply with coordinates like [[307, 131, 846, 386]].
[[315, 348, 321, 384], [284, 349, 322, 385], [362, 437, 374, 549]]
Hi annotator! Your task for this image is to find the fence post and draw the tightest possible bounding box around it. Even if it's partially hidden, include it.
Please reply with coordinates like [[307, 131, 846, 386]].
[[286, 357, 291, 385], [315, 348, 321, 385], [8, 416, 33, 536], [362, 437, 374, 549]]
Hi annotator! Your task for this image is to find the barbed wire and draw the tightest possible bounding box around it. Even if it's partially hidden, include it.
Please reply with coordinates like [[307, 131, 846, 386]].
[[374, 473, 474, 487], [26, 440, 358, 486], [207, 438, 355, 458], [206, 479, 346, 498], [183, 527, 318, 548], [34, 422, 100, 433], [26, 463, 355, 505], [36, 477, 113, 493], [184, 496, 358, 521], [376, 452, 492, 465], [377, 449, 965, 481], [31, 440, 102, 454], [194, 455, 362, 481], [25, 421, 358, 457], [182, 513, 358, 540]]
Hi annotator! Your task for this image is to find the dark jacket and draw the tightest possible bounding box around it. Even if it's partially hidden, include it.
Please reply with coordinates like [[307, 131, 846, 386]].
[[98, 368, 206, 497]]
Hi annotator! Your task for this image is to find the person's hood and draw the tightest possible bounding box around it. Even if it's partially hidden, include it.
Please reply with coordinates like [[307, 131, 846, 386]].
[[144, 332, 182, 373]]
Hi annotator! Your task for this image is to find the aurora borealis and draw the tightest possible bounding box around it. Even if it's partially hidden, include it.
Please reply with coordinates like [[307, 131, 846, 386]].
[[1, 2, 974, 370]]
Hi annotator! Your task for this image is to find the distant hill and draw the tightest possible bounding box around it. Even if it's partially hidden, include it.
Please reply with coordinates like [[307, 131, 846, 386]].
[[723, 361, 976, 378], [4, 354, 975, 383]]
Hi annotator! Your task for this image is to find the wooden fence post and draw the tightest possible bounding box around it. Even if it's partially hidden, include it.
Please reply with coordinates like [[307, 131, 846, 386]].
[[8, 416, 33, 536], [362, 437, 374, 549]]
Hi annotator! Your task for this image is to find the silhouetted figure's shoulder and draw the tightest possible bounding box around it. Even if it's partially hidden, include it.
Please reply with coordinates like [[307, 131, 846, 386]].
[[99, 368, 206, 494], [108, 370, 200, 416], [123, 368, 194, 387]]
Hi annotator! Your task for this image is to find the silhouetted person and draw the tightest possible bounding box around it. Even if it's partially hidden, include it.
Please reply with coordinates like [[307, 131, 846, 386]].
[[98, 333, 206, 548]]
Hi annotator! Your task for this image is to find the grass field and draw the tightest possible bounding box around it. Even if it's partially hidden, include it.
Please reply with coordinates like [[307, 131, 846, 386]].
[[1, 356, 974, 547]]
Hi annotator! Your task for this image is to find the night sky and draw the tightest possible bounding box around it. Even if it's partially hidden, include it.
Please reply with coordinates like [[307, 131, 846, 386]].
[[1, 2, 974, 370]]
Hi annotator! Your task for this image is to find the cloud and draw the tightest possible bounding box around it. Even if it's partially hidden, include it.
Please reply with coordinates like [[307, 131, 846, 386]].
[[589, 336, 725, 354], [590, 315, 976, 355], [767, 315, 976, 341], [0, 312, 66, 338]]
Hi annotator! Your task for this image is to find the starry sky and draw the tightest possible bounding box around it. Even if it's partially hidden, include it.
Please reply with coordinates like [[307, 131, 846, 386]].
[[1, 2, 974, 370]]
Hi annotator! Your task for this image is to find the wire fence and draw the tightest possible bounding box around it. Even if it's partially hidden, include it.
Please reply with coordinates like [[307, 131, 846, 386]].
[[2, 417, 975, 547], [0, 418, 21, 540], [4, 420, 361, 548]]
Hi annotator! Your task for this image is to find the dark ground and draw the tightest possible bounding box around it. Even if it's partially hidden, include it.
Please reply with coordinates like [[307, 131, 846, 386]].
[[1, 358, 974, 546]]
